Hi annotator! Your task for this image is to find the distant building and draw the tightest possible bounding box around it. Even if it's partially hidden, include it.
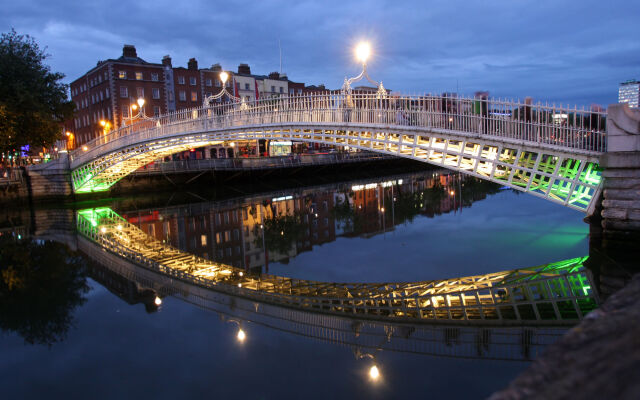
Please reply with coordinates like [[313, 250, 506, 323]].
[[619, 80, 640, 108], [67, 45, 306, 146]]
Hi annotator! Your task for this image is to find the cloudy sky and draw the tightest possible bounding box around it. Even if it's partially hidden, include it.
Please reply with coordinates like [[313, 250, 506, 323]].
[[2, 0, 639, 107]]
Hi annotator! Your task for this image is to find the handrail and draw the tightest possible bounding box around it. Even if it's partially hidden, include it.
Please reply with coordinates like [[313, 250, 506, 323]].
[[70, 93, 608, 167]]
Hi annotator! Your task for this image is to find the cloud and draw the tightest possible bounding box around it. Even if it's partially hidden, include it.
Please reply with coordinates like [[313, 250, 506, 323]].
[[1, 0, 639, 106]]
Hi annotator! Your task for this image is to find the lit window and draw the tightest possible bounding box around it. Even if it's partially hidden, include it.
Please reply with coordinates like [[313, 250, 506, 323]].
[[152, 88, 160, 99], [178, 76, 185, 84], [179, 91, 186, 101], [201, 235, 207, 246], [135, 72, 143, 80], [191, 91, 197, 101], [190, 77, 196, 86], [151, 73, 159, 81], [119, 71, 127, 79], [120, 86, 128, 98]]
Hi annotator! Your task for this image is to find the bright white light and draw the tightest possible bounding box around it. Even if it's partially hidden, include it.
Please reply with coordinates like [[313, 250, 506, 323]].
[[220, 71, 229, 84], [237, 329, 246, 342], [239, 271, 244, 277], [100, 227, 107, 233], [117, 224, 123, 230], [137, 98, 145, 108], [369, 365, 380, 380], [154, 296, 162, 306], [356, 42, 371, 64]]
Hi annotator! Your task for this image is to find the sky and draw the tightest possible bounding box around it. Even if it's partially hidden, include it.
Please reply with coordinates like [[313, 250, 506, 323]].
[[2, 0, 639, 107]]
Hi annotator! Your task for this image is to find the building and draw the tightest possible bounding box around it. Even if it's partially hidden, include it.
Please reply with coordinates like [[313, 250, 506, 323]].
[[68, 45, 167, 145], [67, 45, 304, 147], [619, 80, 640, 108]]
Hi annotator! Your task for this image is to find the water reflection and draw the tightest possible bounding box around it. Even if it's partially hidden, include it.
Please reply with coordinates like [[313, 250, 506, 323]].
[[119, 170, 500, 273], [0, 235, 89, 346]]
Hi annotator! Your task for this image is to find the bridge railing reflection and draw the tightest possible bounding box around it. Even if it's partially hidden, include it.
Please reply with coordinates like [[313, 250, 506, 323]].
[[76, 207, 599, 327]]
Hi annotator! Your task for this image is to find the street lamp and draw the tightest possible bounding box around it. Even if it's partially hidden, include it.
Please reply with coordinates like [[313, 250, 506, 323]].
[[99, 120, 112, 136], [342, 41, 386, 98], [202, 69, 240, 107], [65, 131, 75, 150], [127, 98, 150, 125]]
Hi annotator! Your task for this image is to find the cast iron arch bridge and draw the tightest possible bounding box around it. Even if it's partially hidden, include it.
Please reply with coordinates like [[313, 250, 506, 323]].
[[68, 93, 606, 213]]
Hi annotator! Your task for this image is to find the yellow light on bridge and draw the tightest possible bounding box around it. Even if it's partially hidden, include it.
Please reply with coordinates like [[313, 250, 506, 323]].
[[100, 227, 107, 233], [154, 296, 162, 306], [82, 145, 88, 151], [369, 365, 380, 381], [131, 104, 138, 111], [99, 120, 106, 127], [237, 329, 246, 343], [220, 71, 229, 85], [117, 224, 123, 230], [356, 42, 371, 64]]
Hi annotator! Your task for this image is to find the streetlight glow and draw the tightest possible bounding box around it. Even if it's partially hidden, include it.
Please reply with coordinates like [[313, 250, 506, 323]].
[[154, 296, 162, 306], [220, 71, 229, 85], [99, 120, 106, 127], [369, 365, 380, 381], [137, 98, 145, 108], [131, 104, 138, 111], [237, 329, 246, 342], [356, 42, 371, 64]]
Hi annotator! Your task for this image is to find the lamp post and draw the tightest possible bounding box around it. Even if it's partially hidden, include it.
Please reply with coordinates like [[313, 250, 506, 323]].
[[342, 41, 386, 98], [127, 97, 148, 126], [202, 70, 240, 107], [99, 120, 112, 137], [65, 131, 75, 150]]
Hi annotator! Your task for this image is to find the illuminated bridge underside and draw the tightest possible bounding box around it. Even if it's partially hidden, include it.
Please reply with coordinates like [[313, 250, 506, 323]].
[[71, 124, 602, 212], [78, 208, 599, 325]]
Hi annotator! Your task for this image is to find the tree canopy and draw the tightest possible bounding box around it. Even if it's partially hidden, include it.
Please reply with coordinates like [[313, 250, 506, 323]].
[[0, 29, 74, 154]]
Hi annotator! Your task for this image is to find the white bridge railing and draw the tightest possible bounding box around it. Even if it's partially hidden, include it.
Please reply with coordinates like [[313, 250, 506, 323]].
[[70, 93, 607, 167]]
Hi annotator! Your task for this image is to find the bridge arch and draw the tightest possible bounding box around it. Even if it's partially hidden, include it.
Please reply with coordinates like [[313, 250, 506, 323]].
[[69, 94, 605, 212]]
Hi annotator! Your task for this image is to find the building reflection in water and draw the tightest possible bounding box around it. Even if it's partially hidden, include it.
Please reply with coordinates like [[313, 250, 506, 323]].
[[120, 170, 500, 274]]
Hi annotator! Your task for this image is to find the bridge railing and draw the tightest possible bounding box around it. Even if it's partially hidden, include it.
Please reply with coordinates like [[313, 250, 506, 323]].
[[70, 93, 607, 166]]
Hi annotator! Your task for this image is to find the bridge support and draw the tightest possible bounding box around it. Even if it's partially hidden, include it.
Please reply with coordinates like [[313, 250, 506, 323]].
[[601, 104, 640, 235]]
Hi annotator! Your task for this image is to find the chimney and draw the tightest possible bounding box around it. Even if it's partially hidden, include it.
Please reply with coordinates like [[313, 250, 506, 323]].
[[162, 55, 172, 67], [211, 63, 222, 72], [238, 63, 251, 75], [188, 58, 198, 70], [268, 71, 280, 80], [123, 44, 137, 58]]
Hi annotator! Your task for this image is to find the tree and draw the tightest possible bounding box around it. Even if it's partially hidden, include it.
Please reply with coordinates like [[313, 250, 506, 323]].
[[0, 236, 89, 346], [0, 29, 74, 156]]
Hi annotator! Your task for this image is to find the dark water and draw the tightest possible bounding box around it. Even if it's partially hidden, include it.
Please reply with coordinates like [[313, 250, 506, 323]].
[[0, 168, 589, 399]]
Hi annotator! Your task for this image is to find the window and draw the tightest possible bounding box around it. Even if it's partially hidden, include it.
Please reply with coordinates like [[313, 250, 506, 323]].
[[189, 77, 196, 86], [205, 79, 212, 87], [233, 229, 240, 241], [135, 72, 143, 80], [178, 76, 185, 84], [297, 89, 302, 95], [245, 83, 250, 90], [153, 106, 160, 117], [152, 88, 160, 99], [136, 87, 144, 98], [216, 232, 222, 244], [224, 231, 231, 241], [99, 91, 103, 101], [120, 86, 128, 98], [201, 235, 207, 246], [151, 73, 159, 81], [215, 79, 221, 87], [179, 91, 186, 101], [271, 86, 275, 92], [105, 88, 110, 98], [279, 87, 284, 93], [119, 71, 127, 79], [122, 107, 129, 118], [289, 89, 294, 95], [191, 91, 197, 101]]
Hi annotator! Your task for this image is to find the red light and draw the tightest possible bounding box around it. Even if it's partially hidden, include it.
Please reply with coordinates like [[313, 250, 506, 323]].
[[190, 149, 195, 152]]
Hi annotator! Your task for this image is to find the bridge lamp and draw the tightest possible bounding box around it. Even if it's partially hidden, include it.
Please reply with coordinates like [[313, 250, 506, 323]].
[[137, 98, 145, 109], [99, 120, 106, 127], [356, 42, 371, 65], [82, 145, 88, 151], [220, 71, 229, 85], [369, 365, 381, 381], [237, 329, 246, 343], [154, 296, 162, 306], [131, 104, 138, 111], [100, 227, 107, 233]]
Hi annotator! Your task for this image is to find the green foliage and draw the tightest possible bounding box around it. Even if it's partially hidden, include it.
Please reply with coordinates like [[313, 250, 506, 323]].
[[0, 236, 88, 346], [0, 29, 74, 153]]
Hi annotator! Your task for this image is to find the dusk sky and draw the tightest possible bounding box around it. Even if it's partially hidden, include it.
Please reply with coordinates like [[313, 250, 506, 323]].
[[2, 0, 639, 107]]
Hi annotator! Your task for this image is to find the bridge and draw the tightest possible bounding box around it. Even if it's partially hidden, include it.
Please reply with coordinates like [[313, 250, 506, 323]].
[[77, 207, 599, 326], [67, 93, 606, 213]]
